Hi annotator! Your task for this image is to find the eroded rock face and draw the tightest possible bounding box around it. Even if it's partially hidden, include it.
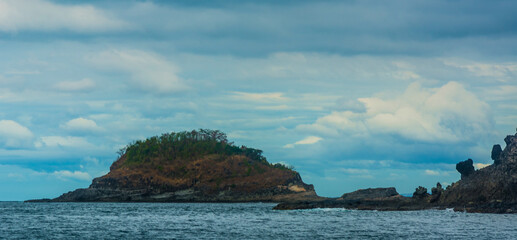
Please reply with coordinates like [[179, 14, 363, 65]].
[[440, 133, 517, 211], [502, 134, 517, 164], [456, 159, 475, 180], [37, 147, 318, 202]]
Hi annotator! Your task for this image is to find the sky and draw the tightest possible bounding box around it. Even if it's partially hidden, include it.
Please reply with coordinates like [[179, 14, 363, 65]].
[[1, 0, 517, 200]]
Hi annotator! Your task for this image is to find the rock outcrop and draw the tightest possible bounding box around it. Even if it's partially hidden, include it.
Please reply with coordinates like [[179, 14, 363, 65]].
[[455, 159, 475, 180], [439, 133, 517, 212], [430, 183, 443, 203], [492, 144, 503, 164], [412, 186, 429, 199]]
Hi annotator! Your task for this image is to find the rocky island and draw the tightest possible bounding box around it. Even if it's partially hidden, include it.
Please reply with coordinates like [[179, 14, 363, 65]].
[[29, 130, 318, 203], [29, 130, 517, 213]]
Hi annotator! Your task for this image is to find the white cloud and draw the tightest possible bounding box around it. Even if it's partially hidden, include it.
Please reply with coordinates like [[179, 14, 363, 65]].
[[424, 170, 440, 176], [284, 136, 322, 148], [52, 170, 91, 181], [37, 136, 92, 148], [298, 82, 492, 143], [444, 60, 517, 79], [255, 105, 290, 110], [474, 163, 490, 170], [340, 168, 369, 174], [88, 49, 188, 94], [0, 120, 33, 148], [54, 78, 96, 92], [61, 117, 101, 132], [231, 92, 289, 103], [0, 0, 127, 32]]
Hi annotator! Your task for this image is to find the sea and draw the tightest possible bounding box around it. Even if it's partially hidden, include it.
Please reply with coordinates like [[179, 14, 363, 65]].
[[1, 202, 516, 239]]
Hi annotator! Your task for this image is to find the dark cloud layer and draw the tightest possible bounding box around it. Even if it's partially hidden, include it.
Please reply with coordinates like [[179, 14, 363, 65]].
[[5, 0, 517, 57]]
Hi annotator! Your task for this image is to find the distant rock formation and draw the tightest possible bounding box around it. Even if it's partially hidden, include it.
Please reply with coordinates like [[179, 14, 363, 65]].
[[455, 159, 474, 180], [340, 187, 398, 200]]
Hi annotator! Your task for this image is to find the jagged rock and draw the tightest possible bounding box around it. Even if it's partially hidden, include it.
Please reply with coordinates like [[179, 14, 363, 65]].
[[412, 186, 429, 199], [502, 134, 517, 163], [440, 132, 517, 212], [340, 187, 398, 200], [492, 144, 503, 164], [456, 159, 475, 180], [430, 182, 443, 203]]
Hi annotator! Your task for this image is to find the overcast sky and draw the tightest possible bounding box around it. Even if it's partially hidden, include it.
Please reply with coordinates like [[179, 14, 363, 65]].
[[1, 0, 517, 200]]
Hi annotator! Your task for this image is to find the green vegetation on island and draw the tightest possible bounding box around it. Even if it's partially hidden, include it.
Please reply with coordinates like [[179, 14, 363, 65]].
[[118, 129, 293, 171]]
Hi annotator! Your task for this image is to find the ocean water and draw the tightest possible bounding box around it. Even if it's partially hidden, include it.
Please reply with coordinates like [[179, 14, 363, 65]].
[[1, 202, 516, 239]]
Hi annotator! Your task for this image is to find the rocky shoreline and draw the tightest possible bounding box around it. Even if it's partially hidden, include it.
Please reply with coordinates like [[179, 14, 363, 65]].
[[27, 131, 517, 214], [275, 132, 517, 213]]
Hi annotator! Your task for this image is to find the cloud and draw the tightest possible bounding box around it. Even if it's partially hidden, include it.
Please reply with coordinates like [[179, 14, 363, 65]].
[[340, 168, 370, 174], [0, 120, 34, 148], [54, 78, 96, 92], [0, 0, 127, 32], [284, 136, 322, 148], [61, 118, 101, 133], [52, 170, 91, 181], [231, 92, 288, 103], [37, 136, 92, 148], [444, 60, 517, 79], [474, 163, 490, 170], [298, 81, 492, 143], [255, 105, 290, 111], [88, 49, 189, 94], [424, 170, 440, 176]]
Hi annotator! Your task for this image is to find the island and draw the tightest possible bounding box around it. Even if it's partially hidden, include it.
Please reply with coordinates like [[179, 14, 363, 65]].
[[28, 129, 517, 213], [29, 129, 319, 203]]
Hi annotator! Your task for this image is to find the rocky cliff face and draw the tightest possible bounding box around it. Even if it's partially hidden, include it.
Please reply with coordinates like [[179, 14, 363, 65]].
[[439, 133, 517, 212], [41, 130, 318, 203], [52, 154, 317, 202], [276, 132, 517, 213]]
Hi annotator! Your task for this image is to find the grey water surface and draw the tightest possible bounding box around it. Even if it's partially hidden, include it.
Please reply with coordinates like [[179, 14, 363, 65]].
[[0, 202, 515, 239]]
